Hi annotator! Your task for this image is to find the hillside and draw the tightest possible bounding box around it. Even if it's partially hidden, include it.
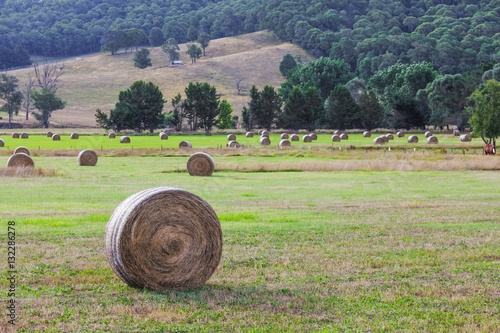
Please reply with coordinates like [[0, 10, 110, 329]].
[[5, 31, 312, 128]]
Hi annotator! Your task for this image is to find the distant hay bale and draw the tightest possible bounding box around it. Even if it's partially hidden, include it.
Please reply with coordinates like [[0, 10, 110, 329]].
[[120, 136, 130, 143], [105, 187, 222, 291], [70, 133, 79, 139], [334, 130, 342, 135], [7, 153, 34, 168], [363, 131, 371, 137], [408, 135, 418, 143], [290, 134, 299, 141], [108, 133, 116, 139], [424, 131, 432, 138], [52, 134, 60, 141], [179, 141, 192, 148], [12, 133, 19, 139], [279, 139, 291, 148], [159, 132, 168, 140], [46, 132, 53, 137], [227, 134, 236, 141], [427, 136, 438, 144], [340, 133, 349, 140], [0, 139, 4, 147], [21, 133, 29, 139], [302, 135, 312, 142], [14, 146, 30, 156], [280, 133, 289, 139], [331, 134, 341, 142], [309, 133, 318, 140], [187, 152, 215, 176], [258, 130, 263, 135], [460, 134, 471, 142], [396, 131, 404, 138], [227, 140, 240, 148], [259, 136, 270, 145], [246, 132, 253, 138], [205, 131, 212, 136], [386, 133, 394, 140], [374, 136, 386, 145], [261, 130, 270, 137], [454, 130, 461, 136], [78, 149, 98, 166]]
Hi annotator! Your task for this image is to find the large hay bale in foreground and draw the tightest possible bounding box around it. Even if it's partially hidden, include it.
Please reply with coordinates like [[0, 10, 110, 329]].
[[14, 146, 30, 156], [7, 153, 34, 168], [159, 132, 168, 140], [105, 187, 222, 291], [187, 152, 215, 176], [70, 133, 79, 139], [0, 139, 4, 147], [290, 134, 299, 141], [120, 136, 130, 143], [460, 134, 471, 142], [259, 136, 270, 145], [310, 133, 318, 140], [21, 133, 29, 139], [227, 140, 240, 148], [363, 131, 371, 137], [331, 134, 341, 142], [279, 139, 291, 148], [374, 136, 386, 145], [386, 133, 394, 140], [424, 131, 432, 138], [302, 135, 312, 142], [12, 133, 19, 139], [108, 133, 116, 139], [396, 131, 404, 138], [261, 130, 269, 137], [52, 134, 60, 141], [227, 134, 236, 141], [340, 133, 349, 140], [408, 135, 418, 143], [46, 132, 53, 138], [246, 132, 253, 138], [78, 149, 98, 166], [179, 141, 192, 149], [427, 136, 438, 144], [280, 133, 289, 139]]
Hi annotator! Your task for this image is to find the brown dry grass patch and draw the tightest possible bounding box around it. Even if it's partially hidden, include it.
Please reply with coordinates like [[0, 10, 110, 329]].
[[0, 167, 58, 177]]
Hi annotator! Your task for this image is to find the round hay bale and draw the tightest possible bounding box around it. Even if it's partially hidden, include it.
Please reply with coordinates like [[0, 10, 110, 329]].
[[46, 131, 53, 137], [70, 133, 79, 139], [14, 146, 30, 156], [0, 139, 4, 147], [302, 135, 312, 142], [363, 131, 371, 137], [7, 153, 34, 168], [227, 140, 240, 148], [205, 131, 212, 136], [396, 131, 404, 138], [280, 133, 289, 139], [258, 130, 263, 135], [259, 136, 270, 145], [290, 134, 299, 141], [246, 132, 253, 138], [454, 130, 461, 136], [374, 136, 386, 145], [21, 133, 29, 139], [227, 134, 236, 141], [309, 133, 318, 140], [334, 130, 342, 135], [407, 135, 418, 143], [179, 141, 192, 149], [386, 133, 394, 140], [427, 136, 438, 144], [78, 149, 98, 166], [52, 134, 60, 141], [460, 134, 470, 142], [105, 187, 222, 291], [159, 132, 168, 140], [340, 133, 349, 140], [279, 139, 291, 148], [108, 133, 116, 139], [187, 152, 215, 176], [424, 131, 432, 138], [331, 134, 341, 142], [12, 133, 20, 139], [120, 136, 130, 143], [261, 130, 270, 137]]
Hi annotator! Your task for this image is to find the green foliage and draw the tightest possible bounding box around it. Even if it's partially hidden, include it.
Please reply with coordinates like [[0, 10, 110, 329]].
[[133, 48, 152, 69], [359, 90, 384, 131], [183, 82, 220, 131], [280, 86, 324, 131], [217, 99, 234, 129], [31, 88, 66, 128], [169, 94, 183, 131], [0, 74, 24, 128], [148, 27, 165, 47], [241, 106, 253, 131], [253, 85, 282, 131], [279, 54, 297, 78], [468, 80, 500, 145], [326, 84, 361, 130], [100, 29, 146, 55], [186, 44, 202, 63], [187, 26, 199, 42], [162, 38, 180, 64], [0, 45, 31, 70], [197, 33, 211, 56]]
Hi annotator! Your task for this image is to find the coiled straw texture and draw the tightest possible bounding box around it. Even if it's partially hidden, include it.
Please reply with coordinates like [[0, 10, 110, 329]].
[[7, 153, 34, 168], [187, 152, 215, 176], [14, 146, 30, 156], [78, 149, 98, 166]]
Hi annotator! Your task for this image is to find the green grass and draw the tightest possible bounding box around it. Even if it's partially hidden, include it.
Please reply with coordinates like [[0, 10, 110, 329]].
[[0, 153, 499, 332]]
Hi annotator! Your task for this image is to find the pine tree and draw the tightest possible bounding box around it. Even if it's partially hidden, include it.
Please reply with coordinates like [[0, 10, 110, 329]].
[[326, 84, 361, 130]]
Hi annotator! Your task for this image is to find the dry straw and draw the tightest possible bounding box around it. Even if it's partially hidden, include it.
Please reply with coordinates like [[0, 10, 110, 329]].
[[261, 130, 270, 137], [310, 133, 318, 140], [279, 139, 291, 148], [331, 134, 341, 142], [302, 135, 312, 142], [7, 153, 34, 168], [460, 134, 471, 142], [246, 132, 253, 138], [280, 133, 289, 139], [46, 132, 53, 137], [227, 140, 240, 148], [12, 133, 19, 139], [70, 133, 79, 139], [14, 146, 30, 156], [258, 130, 263, 135], [0, 139, 4, 147], [334, 130, 342, 135], [260, 136, 270, 145], [408, 135, 418, 143], [340, 133, 349, 140], [386, 133, 394, 140], [159, 132, 168, 140], [105, 187, 222, 291], [52, 134, 61, 141], [21, 133, 29, 139], [427, 136, 438, 144], [179, 141, 192, 148], [187, 152, 215, 176], [120, 136, 130, 143], [205, 131, 212, 136], [374, 136, 386, 145], [290, 134, 299, 141], [363, 131, 371, 137], [425, 131, 432, 138], [397, 131, 405, 138], [227, 134, 236, 141], [78, 149, 98, 166], [108, 133, 116, 139]]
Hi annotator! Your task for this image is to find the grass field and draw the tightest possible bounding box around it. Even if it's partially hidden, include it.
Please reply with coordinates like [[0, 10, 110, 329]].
[[0, 144, 499, 332]]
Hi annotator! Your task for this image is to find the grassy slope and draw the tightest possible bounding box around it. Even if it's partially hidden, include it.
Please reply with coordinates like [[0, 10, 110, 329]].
[[4, 31, 312, 128]]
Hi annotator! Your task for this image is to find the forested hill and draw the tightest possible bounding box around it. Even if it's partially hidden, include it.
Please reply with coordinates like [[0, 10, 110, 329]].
[[1, 0, 499, 76]]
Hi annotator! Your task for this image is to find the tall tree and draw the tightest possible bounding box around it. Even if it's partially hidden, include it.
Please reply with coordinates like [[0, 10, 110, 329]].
[[217, 99, 234, 129], [183, 82, 220, 131], [31, 88, 66, 128], [162, 38, 180, 65], [359, 90, 384, 130], [170, 93, 183, 131], [468, 80, 500, 146], [133, 48, 152, 69], [0, 74, 24, 129], [148, 27, 165, 47], [279, 54, 297, 78], [186, 44, 202, 63], [254, 85, 281, 131], [326, 84, 361, 130], [187, 26, 199, 42], [197, 32, 211, 56], [279, 86, 305, 130]]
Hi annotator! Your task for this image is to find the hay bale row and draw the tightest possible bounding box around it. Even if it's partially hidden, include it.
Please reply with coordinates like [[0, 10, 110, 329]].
[[331, 134, 341, 142], [7, 153, 34, 168], [159, 132, 168, 140], [260, 136, 270, 145], [105, 187, 222, 291], [78, 150, 98, 166], [290, 134, 299, 141], [408, 135, 418, 143], [14, 146, 30, 156], [280, 133, 289, 139], [187, 152, 215, 176]]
